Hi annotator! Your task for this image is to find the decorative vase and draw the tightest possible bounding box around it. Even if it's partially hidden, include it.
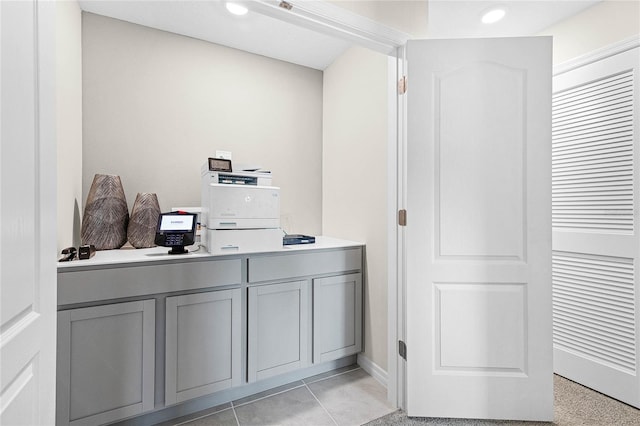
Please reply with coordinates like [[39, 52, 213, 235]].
[[81, 174, 129, 250], [127, 193, 161, 248]]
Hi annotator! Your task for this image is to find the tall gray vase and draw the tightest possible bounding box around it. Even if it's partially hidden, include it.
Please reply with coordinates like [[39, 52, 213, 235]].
[[128, 193, 161, 248], [81, 174, 129, 250]]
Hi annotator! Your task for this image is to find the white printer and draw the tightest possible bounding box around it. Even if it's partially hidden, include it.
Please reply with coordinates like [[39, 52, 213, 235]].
[[203, 184, 280, 229], [201, 164, 273, 187], [201, 160, 282, 254]]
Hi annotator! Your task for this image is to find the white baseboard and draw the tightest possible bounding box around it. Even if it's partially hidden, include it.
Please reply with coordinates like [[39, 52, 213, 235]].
[[357, 353, 388, 388]]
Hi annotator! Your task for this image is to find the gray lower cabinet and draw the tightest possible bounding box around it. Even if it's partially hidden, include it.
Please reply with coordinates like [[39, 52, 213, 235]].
[[313, 273, 363, 363], [56, 243, 363, 424], [56, 300, 156, 426], [247, 280, 312, 382], [165, 288, 242, 405]]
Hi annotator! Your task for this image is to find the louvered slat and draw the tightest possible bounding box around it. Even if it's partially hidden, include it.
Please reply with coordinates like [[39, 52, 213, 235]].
[[552, 70, 634, 232], [552, 252, 636, 373], [553, 72, 633, 104], [553, 105, 632, 125], [553, 135, 631, 151]]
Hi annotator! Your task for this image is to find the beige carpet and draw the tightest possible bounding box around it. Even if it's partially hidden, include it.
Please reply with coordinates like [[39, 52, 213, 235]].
[[364, 375, 640, 426]]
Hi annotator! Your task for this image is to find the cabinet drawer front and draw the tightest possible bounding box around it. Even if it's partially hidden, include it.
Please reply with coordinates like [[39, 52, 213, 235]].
[[58, 259, 242, 305], [248, 248, 362, 283]]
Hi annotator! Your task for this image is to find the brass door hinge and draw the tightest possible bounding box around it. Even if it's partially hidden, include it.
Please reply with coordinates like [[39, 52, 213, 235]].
[[399, 209, 407, 226], [398, 76, 407, 95]]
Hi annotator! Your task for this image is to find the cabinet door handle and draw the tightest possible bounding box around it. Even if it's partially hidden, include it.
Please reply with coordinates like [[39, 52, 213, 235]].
[[221, 245, 239, 250], [219, 222, 238, 227]]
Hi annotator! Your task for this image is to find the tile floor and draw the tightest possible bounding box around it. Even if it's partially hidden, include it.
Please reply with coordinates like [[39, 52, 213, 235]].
[[167, 365, 396, 426]]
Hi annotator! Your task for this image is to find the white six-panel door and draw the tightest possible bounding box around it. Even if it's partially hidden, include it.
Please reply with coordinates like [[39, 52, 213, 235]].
[[405, 37, 553, 420], [0, 1, 57, 425]]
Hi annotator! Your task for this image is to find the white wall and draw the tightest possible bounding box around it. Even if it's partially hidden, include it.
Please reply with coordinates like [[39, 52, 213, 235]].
[[323, 46, 389, 371], [82, 13, 323, 236], [56, 0, 83, 251], [539, 0, 640, 64]]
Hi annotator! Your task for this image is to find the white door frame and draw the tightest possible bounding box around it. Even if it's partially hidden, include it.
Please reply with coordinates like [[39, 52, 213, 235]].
[[251, 0, 407, 56], [252, 0, 408, 408], [387, 46, 407, 410]]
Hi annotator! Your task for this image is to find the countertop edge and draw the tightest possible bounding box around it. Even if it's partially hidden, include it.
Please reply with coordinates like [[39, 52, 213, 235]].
[[57, 236, 364, 273]]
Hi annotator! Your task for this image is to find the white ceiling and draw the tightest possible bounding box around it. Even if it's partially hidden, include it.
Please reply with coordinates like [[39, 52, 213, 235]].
[[78, 0, 353, 70], [426, 0, 601, 39], [78, 0, 602, 70]]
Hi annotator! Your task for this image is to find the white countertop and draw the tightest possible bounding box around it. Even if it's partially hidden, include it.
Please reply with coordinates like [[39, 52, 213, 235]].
[[57, 236, 363, 272]]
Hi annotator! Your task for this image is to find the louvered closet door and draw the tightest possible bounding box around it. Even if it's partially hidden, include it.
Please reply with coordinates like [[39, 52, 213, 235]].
[[552, 46, 640, 408]]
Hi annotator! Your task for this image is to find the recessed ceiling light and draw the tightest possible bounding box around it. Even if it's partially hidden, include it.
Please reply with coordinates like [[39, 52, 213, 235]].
[[481, 7, 506, 24], [226, 2, 248, 16]]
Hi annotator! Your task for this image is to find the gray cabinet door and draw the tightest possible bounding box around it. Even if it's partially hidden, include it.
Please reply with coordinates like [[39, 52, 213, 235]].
[[57, 300, 156, 426], [165, 289, 242, 405], [313, 273, 362, 363], [248, 281, 311, 382]]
